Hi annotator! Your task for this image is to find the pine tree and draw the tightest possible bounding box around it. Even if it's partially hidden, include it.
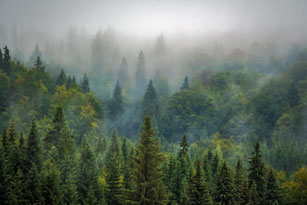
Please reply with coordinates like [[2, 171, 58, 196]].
[[10, 168, 26, 204], [1, 128, 8, 153], [133, 115, 165, 204], [105, 129, 123, 205], [81, 73, 90, 93], [29, 44, 42, 67], [34, 56, 44, 71], [266, 169, 280, 204], [180, 75, 190, 91], [234, 159, 249, 205], [83, 185, 97, 205], [211, 152, 219, 178], [248, 142, 265, 202], [0, 48, 3, 68], [213, 161, 235, 205], [24, 164, 43, 204], [135, 50, 146, 97], [178, 134, 188, 158], [117, 57, 129, 87], [0, 144, 10, 203], [56, 69, 67, 86], [77, 137, 101, 203], [62, 173, 79, 205], [141, 80, 159, 121], [26, 120, 41, 170], [287, 81, 300, 107], [188, 157, 212, 205], [108, 81, 124, 120], [41, 160, 63, 204], [2, 46, 10, 74]]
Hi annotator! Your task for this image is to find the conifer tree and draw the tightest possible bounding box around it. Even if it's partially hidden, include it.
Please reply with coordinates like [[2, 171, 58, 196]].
[[266, 169, 280, 204], [211, 152, 219, 178], [62, 173, 79, 205], [180, 75, 190, 91], [2, 46, 10, 74], [10, 168, 26, 204], [81, 73, 90, 93], [83, 185, 97, 205], [77, 137, 100, 203], [105, 129, 123, 205], [0, 144, 10, 203], [108, 81, 124, 120], [0, 48, 3, 68], [213, 161, 235, 205], [234, 159, 249, 205], [178, 134, 189, 158], [142, 80, 159, 121], [287, 81, 300, 107], [26, 120, 41, 171], [29, 44, 42, 67], [117, 57, 129, 87], [66, 76, 72, 89], [135, 50, 146, 97], [56, 69, 67, 86], [24, 164, 43, 204], [133, 115, 165, 204], [34, 56, 44, 71], [188, 157, 212, 205], [248, 142, 265, 202]]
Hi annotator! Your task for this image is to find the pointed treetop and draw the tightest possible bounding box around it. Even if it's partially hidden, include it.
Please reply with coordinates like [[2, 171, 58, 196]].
[[180, 75, 190, 91]]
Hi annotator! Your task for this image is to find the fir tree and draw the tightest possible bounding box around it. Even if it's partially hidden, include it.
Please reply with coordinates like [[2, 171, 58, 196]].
[[83, 185, 97, 205], [56, 69, 67, 86], [0, 144, 10, 203], [34, 56, 44, 71], [133, 115, 165, 204], [180, 75, 190, 91], [213, 161, 235, 205], [105, 129, 123, 205], [135, 50, 146, 97], [108, 81, 124, 120], [77, 137, 100, 203], [62, 173, 79, 205], [188, 157, 212, 205], [266, 169, 280, 204], [178, 134, 189, 158], [26, 119, 41, 170], [81, 73, 90, 93], [211, 152, 219, 178], [117, 57, 129, 87], [0, 48, 3, 68], [248, 142, 265, 202], [10, 168, 26, 204], [66, 76, 72, 89], [287, 81, 300, 107], [2, 46, 10, 74], [24, 164, 43, 204], [234, 159, 249, 205], [29, 44, 42, 67], [141, 80, 159, 121]]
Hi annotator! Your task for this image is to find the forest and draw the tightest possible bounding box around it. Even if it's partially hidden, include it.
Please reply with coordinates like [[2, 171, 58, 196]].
[[1, 0, 307, 204]]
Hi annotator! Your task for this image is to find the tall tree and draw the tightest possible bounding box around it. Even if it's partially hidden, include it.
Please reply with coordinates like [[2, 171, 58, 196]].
[[248, 142, 265, 202], [81, 73, 90, 93], [34, 56, 44, 72], [117, 57, 129, 87], [108, 81, 124, 120], [287, 82, 300, 107], [56, 69, 67, 86], [135, 50, 146, 97], [188, 157, 212, 205], [141, 80, 159, 122], [105, 129, 123, 205], [29, 44, 42, 67], [26, 120, 41, 170], [265, 169, 280, 204], [213, 161, 235, 205], [234, 159, 249, 205], [180, 75, 190, 91], [2, 46, 10, 74], [0, 48, 3, 68], [133, 115, 165, 204]]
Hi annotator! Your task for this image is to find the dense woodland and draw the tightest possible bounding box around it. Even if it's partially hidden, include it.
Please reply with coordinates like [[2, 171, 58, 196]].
[[0, 37, 307, 205]]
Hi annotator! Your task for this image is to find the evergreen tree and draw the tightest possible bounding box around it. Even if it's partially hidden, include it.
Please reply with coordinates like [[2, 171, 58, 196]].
[[213, 161, 235, 205], [248, 142, 265, 202], [234, 159, 249, 205], [56, 69, 67, 86], [0, 144, 10, 203], [133, 115, 165, 204], [108, 81, 124, 120], [83, 185, 97, 205], [211, 152, 219, 178], [10, 168, 26, 204], [0, 48, 3, 68], [81, 73, 90, 93], [180, 75, 190, 91], [41, 160, 63, 204], [2, 46, 10, 74], [117, 57, 129, 87], [24, 164, 43, 204], [188, 157, 212, 205], [265, 169, 280, 204], [287, 82, 300, 107], [77, 137, 100, 203], [135, 50, 146, 97], [105, 129, 123, 205], [34, 56, 44, 71], [141, 80, 159, 121], [178, 134, 188, 158], [1, 128, 8, 153], [62, 173, 79, 205], [26, 119, 41, 170], [66, 76, 72, 89], [29, 44, 42, 67]]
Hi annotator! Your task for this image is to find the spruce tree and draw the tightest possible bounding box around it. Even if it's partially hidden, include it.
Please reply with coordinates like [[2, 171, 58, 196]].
[[29, 44, 42, 67], [178, 134, 188, 158], [133, 115, 165, 204], [77, 137, 100, 203], [211, 152, 219, 178], [135, 50, 146, 97], [10, 168, 26, 204], [180, 75, 190, 91], [188, 157, 212, 205], [0, 144, 10, 203], [56, 69, 67, 86], [266, 169, 280, 204], [248, 142, 265, 202], [0, 48, 3, 68], [2, 46, 10, 74], [213, 161, 235, 205], [141, 80, 159, 121], [83, 185, 97, 205], [287, 82, 300, 107], [108, 81, 124, 120], [105, 129, 123, 205], [234, 159, 249, 205], [34, 56, 44, 71], [81, 73, 90, 93], [26, 119, 41, 170], [24, 164, 43, 204], [62, 173, 79, 205], [117, 57, 129, 87]]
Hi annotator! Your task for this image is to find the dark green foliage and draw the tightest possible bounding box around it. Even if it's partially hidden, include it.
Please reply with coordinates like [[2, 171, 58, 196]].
[[108, 81, 124, 120], [213, 161, 235, 205], [234, 159, 249, 205], [248, 142, 265, 202], [0, 48, 3, 67], [29, 44, 42, 67], [2, 46, 10, 74], [56, 69, 67, 86], [77, 137, 100, 203], [133, 115, 165, 204], [178, 134, 188, 158], [81, 73, 90, 93], [188, 157, 212, 205], [287, 82, 300, 107], [26, 120, 41, 170], [135, 50, 146, 97], [34, 56, 44, 72], [24, 164, 43, 204], [117, 57, 129, 87], [265, 169, 280, 204], [180, 75, 190, 91], [142, 80, 159, 121]]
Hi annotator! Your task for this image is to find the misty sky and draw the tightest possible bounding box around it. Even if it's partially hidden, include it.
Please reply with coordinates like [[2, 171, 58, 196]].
[[1, 0, 307, 37]]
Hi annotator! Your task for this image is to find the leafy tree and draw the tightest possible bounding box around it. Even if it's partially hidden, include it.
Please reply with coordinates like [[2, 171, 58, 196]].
[[188, 157, 212, 205], [180, 75, 190, 91], [213, 161, 235, 205], [56, 69, 67, 86], [133, 115, 165, 204], [108, 81, 124, 120], [81, 73, 90, 93], [248, 142, 265, 202], [105, 129, 123, 205]]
